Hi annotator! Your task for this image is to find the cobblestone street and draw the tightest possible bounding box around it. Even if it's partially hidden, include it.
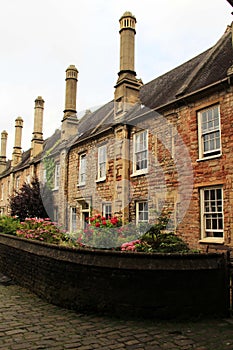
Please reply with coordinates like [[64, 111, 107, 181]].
[[0, 273, 232, 350]]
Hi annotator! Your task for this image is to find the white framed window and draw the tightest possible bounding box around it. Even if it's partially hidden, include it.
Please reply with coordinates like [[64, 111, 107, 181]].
[[79, 153, 86, 186], [198, 105, 221, 159], [102, 203, 112, 219], [54, 207, 58, 223], [42, 168, 47, 184], [80, 200, 91, 229], [70, 207, 77, 232], [97, 145, 106, 181], [26, 175, 31, 184], [15, 176, 20, 191], [54, 163, 60, 189], [133, 130, 148, 175], [200, 187, 224, 241], [136, 201, 149, 224], [0, 183, 4, 201]]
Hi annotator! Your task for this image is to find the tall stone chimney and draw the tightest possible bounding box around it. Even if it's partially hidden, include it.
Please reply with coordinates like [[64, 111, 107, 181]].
[[0, 130, 8, 173], [31, 96, 44, 159], [61, 65, 79, 140], [114, 11, 142, 119], [12, 117, 23, 167]]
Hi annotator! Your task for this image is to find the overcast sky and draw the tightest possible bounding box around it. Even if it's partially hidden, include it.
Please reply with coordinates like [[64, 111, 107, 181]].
[[0, 0, 232, 158]]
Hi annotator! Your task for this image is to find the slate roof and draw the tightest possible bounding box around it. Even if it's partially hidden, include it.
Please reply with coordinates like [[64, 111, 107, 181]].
[[140, 26, 233, 110], [69, 100, 115, 146], [64, 26, 233, 148], [1, 25, 233, 173]]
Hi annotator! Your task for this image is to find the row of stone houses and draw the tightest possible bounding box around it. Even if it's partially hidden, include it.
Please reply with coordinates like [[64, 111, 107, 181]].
[[1, 11, 233, 251]]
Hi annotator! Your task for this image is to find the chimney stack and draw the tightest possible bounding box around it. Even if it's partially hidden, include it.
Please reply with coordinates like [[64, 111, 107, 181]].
[[0, 130, 8, 173], [31, 96, 44, 159], [61, 64, 79, 140], [114, 11, 142, 119], [12, 117, 23, 167]]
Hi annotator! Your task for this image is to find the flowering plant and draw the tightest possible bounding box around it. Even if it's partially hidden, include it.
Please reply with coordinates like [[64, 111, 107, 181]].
[[121, 239, 141, 251], [77, 214, 143, 249], [16, 217, 69, 245], [120, 214, 190, 253], [88, 214, 122, 228], [77, 214, 122, 248]]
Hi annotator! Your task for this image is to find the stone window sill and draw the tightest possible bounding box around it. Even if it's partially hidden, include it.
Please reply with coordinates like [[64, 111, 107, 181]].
[[77, 183, 85, 188], [130, 170, 148, 178], [52, 187, 59, 192], [196, 153, 222, 162], [199, 238, 224, 244], [96, 177, 106, 183]]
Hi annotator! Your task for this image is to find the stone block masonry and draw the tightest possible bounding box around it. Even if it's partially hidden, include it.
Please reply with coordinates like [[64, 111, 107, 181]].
[[0, 233, 230, 319]]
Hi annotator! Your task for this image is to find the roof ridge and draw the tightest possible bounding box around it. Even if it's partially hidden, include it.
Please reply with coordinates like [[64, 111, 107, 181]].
[[175, 29, 231, 98]]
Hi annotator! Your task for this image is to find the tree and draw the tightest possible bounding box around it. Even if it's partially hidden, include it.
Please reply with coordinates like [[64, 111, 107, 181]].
[[10, 177, 53, 221]]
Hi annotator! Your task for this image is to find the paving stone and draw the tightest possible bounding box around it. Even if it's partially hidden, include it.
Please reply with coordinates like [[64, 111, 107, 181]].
[[0, 276, 233, 350]]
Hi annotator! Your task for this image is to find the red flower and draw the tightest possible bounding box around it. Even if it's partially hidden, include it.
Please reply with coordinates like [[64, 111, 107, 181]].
[[90, 218, 95, 222], [95, 222, 100, 227], [102, 220, 107, 225], [101, 216, 106, 220], [110, 217, 118, 225]]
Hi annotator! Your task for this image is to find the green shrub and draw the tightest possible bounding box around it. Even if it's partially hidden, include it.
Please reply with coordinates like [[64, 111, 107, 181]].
[[121, 214, 190, 253], [0, 216, 20, 235]]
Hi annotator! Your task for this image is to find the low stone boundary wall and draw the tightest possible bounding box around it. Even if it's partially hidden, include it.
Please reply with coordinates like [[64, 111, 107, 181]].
[[0, 233, 230, 319]]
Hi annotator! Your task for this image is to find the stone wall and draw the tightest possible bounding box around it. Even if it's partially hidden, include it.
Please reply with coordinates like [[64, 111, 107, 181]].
[[0, 233, 230, 319], [176, 89, 233, 249]]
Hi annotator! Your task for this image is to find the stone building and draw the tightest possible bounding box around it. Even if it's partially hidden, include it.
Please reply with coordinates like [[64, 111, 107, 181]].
[[0, 11, 233, 252]]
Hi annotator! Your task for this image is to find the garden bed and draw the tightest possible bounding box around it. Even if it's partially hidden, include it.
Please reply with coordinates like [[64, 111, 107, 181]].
[[0, 232, 230, 319]]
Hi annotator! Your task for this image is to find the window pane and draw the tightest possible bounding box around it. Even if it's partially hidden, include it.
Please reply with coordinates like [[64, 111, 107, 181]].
[[203, 187, 223, 238], [134, 131, 148, 172], [200, 106, 221, 157], [103, 203, 112, 219], [79, 154, 86, 184], [137, 201, 149, 223], [98, 146, 106, 178]]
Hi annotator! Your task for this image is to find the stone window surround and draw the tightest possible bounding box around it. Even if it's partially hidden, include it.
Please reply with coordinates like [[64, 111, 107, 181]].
[[97, 144, 107, 182], [199, 185, 224, 244], [53, 163, 60, 190], [102, 202, 112, 219], [197, 103, 222, 161], [136, 200, 149, 225], [70, 207, 77, 232], [132, 129, 148, 176], [78, 153, 87, 186]]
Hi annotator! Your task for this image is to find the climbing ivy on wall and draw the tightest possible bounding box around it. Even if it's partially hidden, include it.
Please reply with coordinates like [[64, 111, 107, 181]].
[[43, 152, 55, 190]]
